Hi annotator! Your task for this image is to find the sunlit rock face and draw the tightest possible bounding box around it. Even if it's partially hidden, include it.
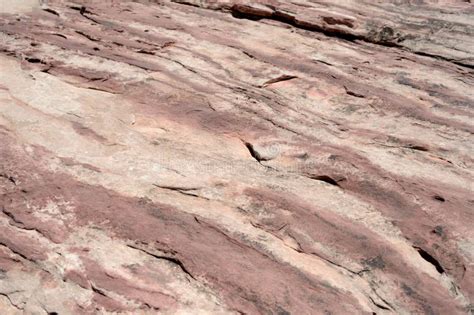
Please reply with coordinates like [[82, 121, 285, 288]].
[[0, 0, 473, 314]]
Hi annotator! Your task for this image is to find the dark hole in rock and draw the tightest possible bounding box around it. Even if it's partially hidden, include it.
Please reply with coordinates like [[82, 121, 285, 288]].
[[26, 58, 42, 64], [414, 246, 445, 274]]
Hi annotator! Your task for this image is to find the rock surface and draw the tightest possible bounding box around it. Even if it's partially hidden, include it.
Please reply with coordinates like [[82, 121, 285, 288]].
[[0, 0, 473, 314]]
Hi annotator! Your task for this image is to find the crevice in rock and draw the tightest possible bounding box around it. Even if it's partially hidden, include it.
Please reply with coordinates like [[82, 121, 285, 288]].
[[1, 208, 52, 242], [136, 49, 155, 55], [50, 33, 67, 39], [152, 184, 208, 200], [242, 50, 256, 59], [1, 207, 24, 225], [0, 292, 23, 310], [0, 243, 34, 263], [412, 51, 474, 70], [76, 6, 101, 24], [309, 249, 369, 276], [413, 246, 445, 274], [126, 244, 196, 280], [155, 54, 200, 75], [241, 141, 278, 167], [373, 290, 396, 311], [258, 115, 302, 136], [344, 86, 365, 98], [170, 0, 200, 8], [261, 75, 298, 88], [307, 175, 341, 187], [194, 216, 253, 252], [368, 295, 390, 311], [143, 303, 160, 311], [404, 144, 429, 152], [70, 6, 94, 15], [313, 59, 333, 66], [82, 86, 117, 94], [243, 141, 263, 162], [42, 8, 60, 17], [0, 173, 16, 185], [91, 284, 109, 297], [75, 30, 100, 42], [238, 102, 303, 136], [205, 100, 216, 111]]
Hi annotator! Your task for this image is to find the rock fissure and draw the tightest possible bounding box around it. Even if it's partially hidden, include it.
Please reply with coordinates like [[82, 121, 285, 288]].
[[126, 244, 197, 280]]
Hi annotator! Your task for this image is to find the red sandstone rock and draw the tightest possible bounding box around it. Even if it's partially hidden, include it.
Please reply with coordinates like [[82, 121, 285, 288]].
[[0, 0, 473, 314]]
